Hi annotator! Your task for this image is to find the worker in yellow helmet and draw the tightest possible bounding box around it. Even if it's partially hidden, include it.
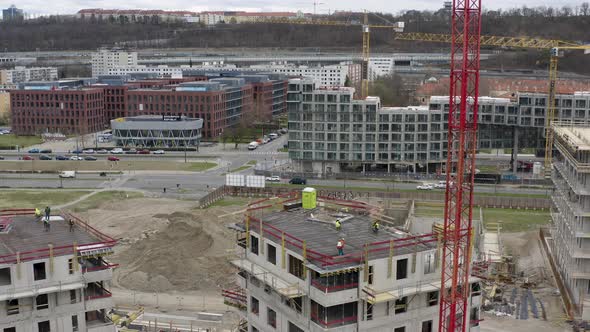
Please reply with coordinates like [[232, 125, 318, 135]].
[[34, 208, 42, 221], [372, 220, 380, 233], [335, 219, 342, 231]]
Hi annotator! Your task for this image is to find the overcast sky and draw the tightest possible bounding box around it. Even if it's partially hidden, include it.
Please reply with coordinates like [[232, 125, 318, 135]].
[[13, 0, 586, 16]]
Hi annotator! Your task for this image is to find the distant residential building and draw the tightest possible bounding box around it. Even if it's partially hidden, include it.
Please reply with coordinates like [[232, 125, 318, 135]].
[[107, 65, 183, 78], [91, 49, 138, 77], [199, 12, 225, 25], [0, 67, 58, 85], [0, 91, 9, 117], [2, 5, 23, 21], [77, 9, 199, 23], [251, 64, 351, 88]]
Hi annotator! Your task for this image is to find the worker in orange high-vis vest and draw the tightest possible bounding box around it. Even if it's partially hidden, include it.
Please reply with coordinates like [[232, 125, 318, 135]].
[[337, 238, 345, 256]]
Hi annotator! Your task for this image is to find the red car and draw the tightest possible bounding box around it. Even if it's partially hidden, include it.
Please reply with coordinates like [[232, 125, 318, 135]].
[[138, 149, 151, 154], [22, 155, 34, 160], [107, 156, 120, 161]]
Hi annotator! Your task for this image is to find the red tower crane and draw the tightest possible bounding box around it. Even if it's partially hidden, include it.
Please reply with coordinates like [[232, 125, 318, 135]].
[[439, 0, 482, 332]]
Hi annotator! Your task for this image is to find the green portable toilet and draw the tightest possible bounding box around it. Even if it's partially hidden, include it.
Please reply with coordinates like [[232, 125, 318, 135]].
[[302, 187, 317, 209]]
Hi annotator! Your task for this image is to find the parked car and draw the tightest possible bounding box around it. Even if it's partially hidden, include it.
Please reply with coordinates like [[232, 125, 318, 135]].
[[70, 156, 83, 161], [71, 149, 83, 154], [84, 156, 97, 161], [125, 149, 137, 154], [40, 149, 52, 154], [39, 154, 52, 160], [59, 171, 76, 178], [0, 156, 4, 160], [22, 155, 34, 160], [153, 150, 165, 155], [289, 177, 307, 185], [83, 149, 95, 154], [417, 184, 434, 190], [111, 148, 124, 154], [28, 148, 40, 153], [96, 149, 108, 154], [138, 149, 151, 154], [107, 156, 120, 161], [269, 133, 279, 140], [265, 176, 281, 182], [56, 155, 69, 160]]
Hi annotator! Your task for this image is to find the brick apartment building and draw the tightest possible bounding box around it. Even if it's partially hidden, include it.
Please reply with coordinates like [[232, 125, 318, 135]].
[[10, 75, 285, 138], [10, 87, 105, 136]]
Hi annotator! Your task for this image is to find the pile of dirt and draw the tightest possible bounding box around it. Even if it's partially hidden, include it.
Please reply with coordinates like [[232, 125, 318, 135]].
[[114, 211, 235, 293]]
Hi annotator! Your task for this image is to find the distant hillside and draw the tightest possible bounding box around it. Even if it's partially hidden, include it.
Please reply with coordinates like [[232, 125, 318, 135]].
[[0, 7, 588, 73]]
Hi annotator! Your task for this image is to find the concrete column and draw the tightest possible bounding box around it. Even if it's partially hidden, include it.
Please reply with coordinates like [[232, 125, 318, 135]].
[[387, 163, 391, 174], [512, 127, 519, 174]]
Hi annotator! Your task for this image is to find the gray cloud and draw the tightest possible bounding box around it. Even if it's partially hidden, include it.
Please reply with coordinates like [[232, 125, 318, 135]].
[[13, 0, 585, 16]]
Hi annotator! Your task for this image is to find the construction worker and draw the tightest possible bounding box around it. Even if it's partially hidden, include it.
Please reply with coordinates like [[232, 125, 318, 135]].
[[372, 220, 380, 233], [337, 238, 345, 256], [34, 208, 42, 221], [69, 218, 75, 232], [43, 217, 50, 232], [335, 219, 342, 231], [44, 206, 51, 222]]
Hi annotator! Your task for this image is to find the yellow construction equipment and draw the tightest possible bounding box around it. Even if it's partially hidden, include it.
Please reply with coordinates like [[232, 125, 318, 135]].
[[394, 32, 590, 177]]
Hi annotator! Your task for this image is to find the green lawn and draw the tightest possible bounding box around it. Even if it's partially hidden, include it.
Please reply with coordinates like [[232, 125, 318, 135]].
[[182, 162, 217, 172], [414, 202, 551, 232], [247, 160, 257, 165], [229, 165, 252, 173], [0, 190, 91, 209], [0, 134, 42, 149], [72, 191, 144, 212]]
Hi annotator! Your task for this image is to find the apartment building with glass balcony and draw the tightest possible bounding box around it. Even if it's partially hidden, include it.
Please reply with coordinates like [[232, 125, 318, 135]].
[[0, 211, 117, 332], [551, 124, 590, 321], [231, 200, 482, 332], [287, 78, 590, 174]]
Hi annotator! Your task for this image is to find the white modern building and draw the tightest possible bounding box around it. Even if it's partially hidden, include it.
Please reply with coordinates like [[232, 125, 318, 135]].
[[231, 196, 482, 332], [551, 124, 590, 321], [199, 12, 224, 25], [107, 65, 183, 78], [252, 64, 350, 87], [0, 67, 58, 85], [91, 49, 138, 77], [0, 211, 117, 332]]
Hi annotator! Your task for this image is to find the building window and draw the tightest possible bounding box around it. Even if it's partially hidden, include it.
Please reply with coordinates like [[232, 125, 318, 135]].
[[267, 244, 277, 265], [4, 328, 16, 332], [288, 255, 305, 279], [366, 301, 373, 320], [6, 299, 19, 315], [396, 258, 408, 280], [288, 321, 304, 332], [38, 321, 50, 332], [36, 294, 49, 310], [422, 320, 433, 332], [394, 327, 406, 332], [395, 296, 407, 314], [33, 262, 46, 280], [367, 265, 374, 285], [251, 296, 259, 315], [424, 252, 435, 274], [72, 315, 79, 331], [427, 291, 439, 306], [68, 258, 75, 274], [70, 289, 77, 303], [471, 282, 481, 296], [250, 235, 259, 255], [267, 307, 277, 328], [0, 268, 11, 286]]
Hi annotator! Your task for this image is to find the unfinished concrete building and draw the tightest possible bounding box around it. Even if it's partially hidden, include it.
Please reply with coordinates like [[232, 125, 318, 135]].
[[0, 209, 117, 332], [230, 192, 482, 332], [551, 124, 590, 320]]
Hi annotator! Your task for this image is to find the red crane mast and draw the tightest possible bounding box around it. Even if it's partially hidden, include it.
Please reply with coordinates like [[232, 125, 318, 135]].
[[439, 0, 482, 332]]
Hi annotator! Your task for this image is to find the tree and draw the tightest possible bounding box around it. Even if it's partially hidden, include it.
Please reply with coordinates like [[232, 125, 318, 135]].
[[344, 75, 352, 87], [368, 73, 410, 107], [581, 2, 589, 16]]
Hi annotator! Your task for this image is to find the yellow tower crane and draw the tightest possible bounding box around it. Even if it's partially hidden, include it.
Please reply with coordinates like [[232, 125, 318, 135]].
[[395, 32, 590, 176], [253, 13, 403, 99]]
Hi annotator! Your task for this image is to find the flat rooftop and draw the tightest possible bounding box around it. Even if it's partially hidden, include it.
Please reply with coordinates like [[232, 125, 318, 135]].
[[252, 208, 436, 270], [554, 126, 590, 151], [0, 215, 100, 257]]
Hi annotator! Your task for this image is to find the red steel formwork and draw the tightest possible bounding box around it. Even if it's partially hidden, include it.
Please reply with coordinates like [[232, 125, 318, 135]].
[[439, 0, 482, 332]]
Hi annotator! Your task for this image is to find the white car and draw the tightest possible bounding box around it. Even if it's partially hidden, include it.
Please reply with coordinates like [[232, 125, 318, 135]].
[[434, 181, 447, 189], [70, 156, 83, 161], [111, 148, 124, 154], [153, 150, 165, 155], [83, 149, 95, 154], [265, 176, 281, 182], [417, 184, 434, 190]]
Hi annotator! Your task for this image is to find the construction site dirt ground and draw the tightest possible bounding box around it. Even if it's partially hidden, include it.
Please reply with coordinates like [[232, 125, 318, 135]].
[[73, 196, 246, 316], [481, 231, 571, 332]]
